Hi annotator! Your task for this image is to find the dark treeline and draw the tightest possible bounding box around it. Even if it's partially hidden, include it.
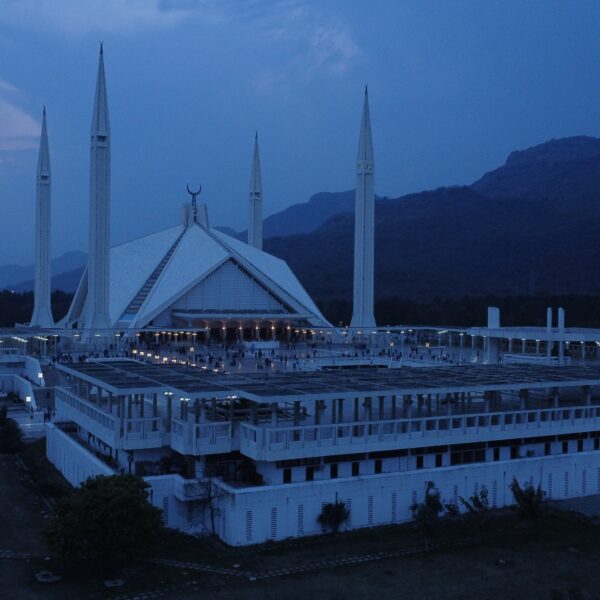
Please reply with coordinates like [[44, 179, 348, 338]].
[[0, 291, 73, 327], [2, 290, 600, 330], [318, 294, 600, 329]]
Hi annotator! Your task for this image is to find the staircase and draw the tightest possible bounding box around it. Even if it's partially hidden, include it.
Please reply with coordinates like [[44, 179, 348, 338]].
[[120, 231, 185, 322]]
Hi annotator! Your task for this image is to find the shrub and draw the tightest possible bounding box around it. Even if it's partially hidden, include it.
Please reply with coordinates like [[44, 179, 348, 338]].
[[460, 485, 490, 515], [44, 474, 163, 573], [317, 500, 350, 534], [509, 477, 545, 519]]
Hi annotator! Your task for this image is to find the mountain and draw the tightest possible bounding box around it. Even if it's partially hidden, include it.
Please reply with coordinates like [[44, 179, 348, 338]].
[[239, 190, 384, 239], [9, 266, 85, 294], [0, 251, 87, 290], [265, 137, 600, 303], [472, 136, 600, 201]]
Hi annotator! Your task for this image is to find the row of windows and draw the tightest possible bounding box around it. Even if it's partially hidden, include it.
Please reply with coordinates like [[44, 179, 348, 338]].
[[282, 459, 383, 484], [281, 438, 600, 482]]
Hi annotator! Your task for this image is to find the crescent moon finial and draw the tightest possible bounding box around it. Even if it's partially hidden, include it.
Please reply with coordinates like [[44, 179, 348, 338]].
[[187, 184, 201, 197]]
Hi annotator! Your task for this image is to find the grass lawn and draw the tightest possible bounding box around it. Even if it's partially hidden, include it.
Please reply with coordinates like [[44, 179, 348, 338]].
[[1, 442, 599, 599]]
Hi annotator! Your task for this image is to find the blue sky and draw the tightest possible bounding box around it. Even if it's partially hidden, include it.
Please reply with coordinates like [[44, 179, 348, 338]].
[[1, 0, 600, 264]]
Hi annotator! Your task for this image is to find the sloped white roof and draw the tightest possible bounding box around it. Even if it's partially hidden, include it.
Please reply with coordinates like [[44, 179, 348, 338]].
[[109, 224, 183, 324], [137, 225, 229, 325], [212, 230, 325, 319], [70, 221, 329, 329]]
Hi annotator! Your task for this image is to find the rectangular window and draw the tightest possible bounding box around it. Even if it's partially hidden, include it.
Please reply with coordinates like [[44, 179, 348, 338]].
[[450, 452, 461, 466], [306, 466, 314, 482], [578, 439, 584, 453], [510, 446, 518, 460], [545, 443, 551, 456], [493, 447, 500, 461], [562, 441, 569, 454], [595, 438, 600, 451], [283, 468, 292, 484], [374, 459, 382, 474], [330, 463, 338, 479], [352, 462, 360, 477], [435, 454, 442, 468], [416, 456, 424, 470]]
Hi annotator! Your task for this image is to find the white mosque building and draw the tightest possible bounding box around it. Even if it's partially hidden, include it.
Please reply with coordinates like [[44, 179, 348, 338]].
[[30, 47, 600, 548], [30, 45, 381, 337]]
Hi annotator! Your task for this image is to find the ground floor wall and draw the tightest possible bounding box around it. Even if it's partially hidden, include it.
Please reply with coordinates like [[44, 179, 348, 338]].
[[213, 452, 600, 546]]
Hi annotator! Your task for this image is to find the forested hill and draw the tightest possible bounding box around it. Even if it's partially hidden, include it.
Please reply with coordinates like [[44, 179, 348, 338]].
[[265, 136, 600, 304]]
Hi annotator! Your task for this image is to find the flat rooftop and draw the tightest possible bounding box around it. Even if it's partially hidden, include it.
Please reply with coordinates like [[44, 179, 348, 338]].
[[56, 360, 600, 401]]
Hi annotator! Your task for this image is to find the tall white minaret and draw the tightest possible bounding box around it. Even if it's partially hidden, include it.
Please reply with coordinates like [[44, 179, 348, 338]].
[[350, 86, 376, 328], [86, 44, 111, 330], [30, 107, 54, 328], [248, 132, 263, 250]]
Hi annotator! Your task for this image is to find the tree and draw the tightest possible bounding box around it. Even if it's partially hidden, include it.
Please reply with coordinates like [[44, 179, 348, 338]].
[[317, 500, 350, 534], [410, 481, 444, 549], [44, 474, 163, 573], [0, 405, 23, 453], [509, 477, 545, 520]]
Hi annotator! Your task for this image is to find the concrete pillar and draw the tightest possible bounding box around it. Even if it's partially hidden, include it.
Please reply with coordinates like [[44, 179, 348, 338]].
[[583, 385, 591, 406], [293, 401, 301, 426], [338, 398, 344, 423], [508, 339, 513, 353]]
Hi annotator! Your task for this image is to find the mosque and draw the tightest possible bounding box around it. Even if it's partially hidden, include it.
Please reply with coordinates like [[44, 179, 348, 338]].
[[29, 45, 377, 338], [23, 46, 600, 549]]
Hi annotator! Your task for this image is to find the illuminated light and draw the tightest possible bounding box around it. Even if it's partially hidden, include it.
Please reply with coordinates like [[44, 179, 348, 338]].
[[25, 396, 31, 403], [190, 347, 195, 352]]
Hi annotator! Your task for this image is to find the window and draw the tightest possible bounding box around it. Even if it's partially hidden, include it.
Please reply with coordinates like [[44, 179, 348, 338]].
[[578, 439, 584, 453], [283, 468, 292, 484], [595, 438, 600, 451], [544, 443, 551, 456], [330, 463, 338, 479], [435, 454, 443, 468], [374, 459, 382, 474], [562, 441, 569, 454], [352, 462, 360, 476], [510, 446, 518, 460], [416, 456, 424, 470], [493, 447, 500, 461], [306, 466, 314, 482]]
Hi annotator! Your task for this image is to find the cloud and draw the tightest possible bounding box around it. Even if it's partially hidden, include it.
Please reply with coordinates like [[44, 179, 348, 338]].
[[0, 0, 361, 81], [0, 0, 195, 35], [0, 78, 39, 153]]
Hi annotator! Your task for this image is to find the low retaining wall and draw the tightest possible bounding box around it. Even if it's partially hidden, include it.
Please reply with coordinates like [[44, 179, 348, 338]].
[[212, 452, 600, 546], [46, 424, 114, 486]]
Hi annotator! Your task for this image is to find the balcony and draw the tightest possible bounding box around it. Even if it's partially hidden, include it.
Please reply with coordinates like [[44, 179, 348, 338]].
[[55, 387, 166, 450], [240, 405, 600, 461], [170, 418, 233, 455]]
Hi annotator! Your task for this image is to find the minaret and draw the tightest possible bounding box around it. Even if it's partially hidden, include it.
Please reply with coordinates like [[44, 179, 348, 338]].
[[350, 86, 376, 328], [30, 107, 54, 328], [86, 44, 111, 330], [248, 132, 263, 250]]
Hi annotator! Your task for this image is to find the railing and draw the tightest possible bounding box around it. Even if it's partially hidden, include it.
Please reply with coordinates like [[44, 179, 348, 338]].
[[55, 387, 119, 447], [55, 387, 164, 450], [171, 418, 233, 455], [123, 415, 164, 449], [240, 405, 600, 460]]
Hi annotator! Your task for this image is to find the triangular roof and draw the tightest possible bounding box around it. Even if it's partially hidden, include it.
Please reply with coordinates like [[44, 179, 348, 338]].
[[67, 222, 329, 330]]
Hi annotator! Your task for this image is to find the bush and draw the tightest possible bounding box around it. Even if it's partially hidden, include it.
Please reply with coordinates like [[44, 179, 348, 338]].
[[317, 500, 350, 534], [44, 474, 163, 573], [0, 405, 23, 453], [509, 477, 545, 519], [460, 485, 490, 515]]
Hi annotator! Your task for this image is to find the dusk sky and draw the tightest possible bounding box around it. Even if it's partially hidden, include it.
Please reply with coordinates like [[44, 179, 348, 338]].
[[1, 0, 600, 265]]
